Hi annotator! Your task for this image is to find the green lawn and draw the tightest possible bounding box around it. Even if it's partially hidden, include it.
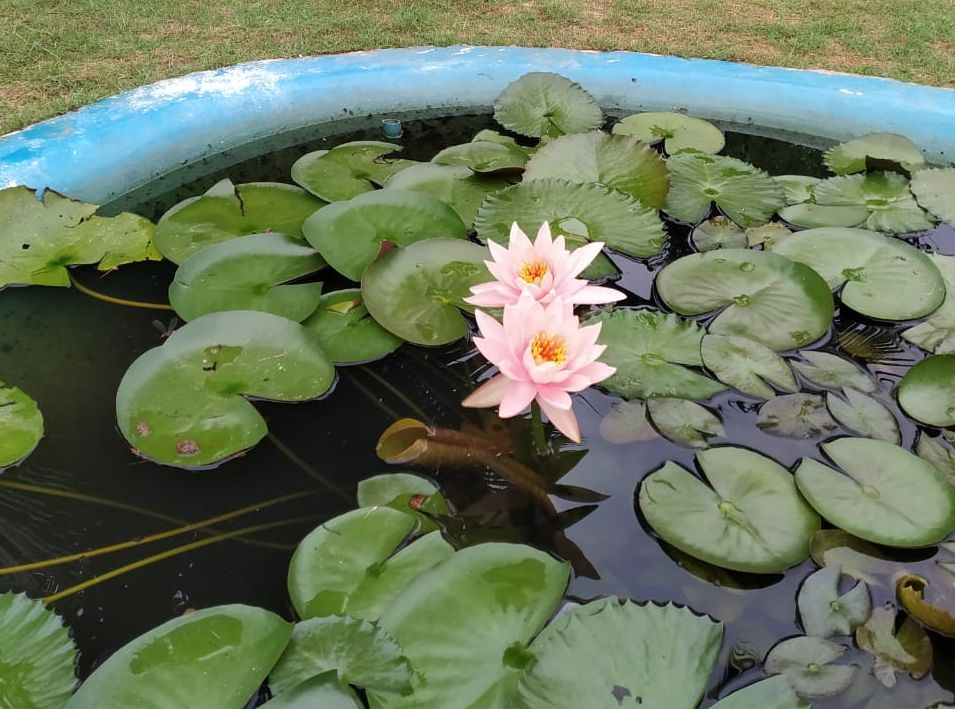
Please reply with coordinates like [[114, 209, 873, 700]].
[[2, 0, 954, 135]]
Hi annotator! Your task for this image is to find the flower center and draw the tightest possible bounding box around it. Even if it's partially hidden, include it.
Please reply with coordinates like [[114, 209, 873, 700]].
[[519, 259, 549, 286], [530, 332, 567, 365]]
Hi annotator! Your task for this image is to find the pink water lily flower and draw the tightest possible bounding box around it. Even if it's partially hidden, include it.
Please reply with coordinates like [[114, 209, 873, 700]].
[[462, 294, 616, 443], [465, 222, 625, 308]]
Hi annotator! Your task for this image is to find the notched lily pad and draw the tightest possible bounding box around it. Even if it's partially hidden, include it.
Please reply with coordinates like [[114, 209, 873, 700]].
[[493, 72, 602, 138], [911, 167, 955, 224], [646, 397, 724, 448], [302, 289, 403, 364], [384, 163, 510, 227], [613, 112, 725, 155], [692, 216, 746, 252], [777, 203, 869, 229], [291, 141, 416, 202], [897, 354, 955, 427], [599, 400, 659, 445], [824, 133, 926, 175], [711, 675, 807, 709], [0, 381, 43, 470], [812, 172, 934, 233], [757, 394, 838, 439], [797, 565, 871, 638], [903, 254, 955, 354], [701, 334, 797, 399], [432, 141, 528, 173], [775, 175, 821, 205], [825, 388, 900, 444], [355, 472, 450, 533], [764, 636, 856, 697], [791, 350, 875, 393]]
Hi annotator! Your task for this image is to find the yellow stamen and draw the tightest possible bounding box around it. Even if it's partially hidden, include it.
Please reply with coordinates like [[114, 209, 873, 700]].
[[519, 260, 549, 285], [531, 332, 567, 365]]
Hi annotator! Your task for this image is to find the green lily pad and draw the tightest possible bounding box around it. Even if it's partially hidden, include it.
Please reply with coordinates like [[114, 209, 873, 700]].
[[523, 131, 670, 209], [302, 289, 402, 364], [826, 388, 900, 444], [361, 238, 490, 346], [638, 447, 820, 573], [155, 179, 324, 265], [0, 591, 77, 709], [903, 254, 955, 353], [791, 350, 876, 393], [775, 175, 821, 205], [663, 153, 785, 227], [168, 233, 325, 322], [473, 179, 665, 259], [0, 186, 159, 288], [291, 141, 416, 202], [384, 163, 510, 226], [646, 397, 724, 448], [269, 616, 412, 697], [432, 141, 529, 173], [701, 334, 797, 399], [471, 129, 534, 154], [599, 400, 660, 445], [115, 310, 335, 468], [764, 636, 856, 697], [656, 249, 834, 351], [777, 203, 869, 229], [260, 672, 363, 709], [493, 72, 602, 138], [897, 354, 955, 426], [856, 605, 932, 687], [795, 437, 955, 547], [0, 381, 43, 470], [746, 222, 793, 248], [824, 133, 926, 175], [355, 472, 450, 533], [916, 433, 955, 486], [797, 565, 871, 638], [711, 676, 807, 709], [691, 216, 746, 252], [517, 599, 723, 708], [371, 543, 570, 708], [772, 227, 945, 321], [812, 172, 934, 233], [66, 605, 291, 709], [911, 167, 955, 224], [587, 308, 726, 400], [612, 112, 725, 155], [302, 189, 466, 281], [756, 394, 839, 439]]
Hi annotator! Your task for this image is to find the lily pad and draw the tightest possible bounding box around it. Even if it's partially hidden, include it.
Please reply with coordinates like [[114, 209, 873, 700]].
[[812, 172, 934, 233], [824, 133, 926, 175], [710, 676, 807, 709], [898, 354, 955, 426], [523, 131, 670, 209], [155, 179, 324, 265], [656, 249, 834, 351], [856, 605, 932, 688], [646, 397, 724, 448], [432, 141, 528, 173], [911, 167, 955, 224], [0, 591, 77, 709], [260, 672, 363, 709], [168, 233, 325, 322], [517, 599, 723, 708], [302, 289, 403, 364], [663, 153, 785, 227], [809, 529, 897, 586], [472, 129, 534, 154], [916, 433, 955, 486], [587, 308, 726, 400], [791, 350, 876, 393], [361, 239, 490, 346], [775, 175, 821, 205], [691, 216, 746, 252], [902, 254, 955, 353], [772, 227, 945, 321], [701, 334, 797, 399], [291, 141, 416, 202], [0, 186, 159, 288], [764, 636, 856, 697], [0, 381, 43, 470], [638, 447, 820, 573], [66, 605, 291, 709], [612, 112, 725, 154], [795, 437, 955, 547], [599, 400, 660, 445], [777, 203, 869, 229], [355, 472, 450, 533], [474, 179, 665, 259], [384, 163, 510, 226], [756, 394, 839, 439], [746, 222, 792, 248], [371, 543, 570, 707], [302, 189, 466, 281], [826, 388, 900, 444], [797, 565, 871, 637], [493, 72, 602, 138], [115, 310, 335, 468]]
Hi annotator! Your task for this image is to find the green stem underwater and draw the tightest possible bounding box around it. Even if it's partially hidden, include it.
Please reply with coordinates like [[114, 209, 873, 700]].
[[531, 401, 547, 456]]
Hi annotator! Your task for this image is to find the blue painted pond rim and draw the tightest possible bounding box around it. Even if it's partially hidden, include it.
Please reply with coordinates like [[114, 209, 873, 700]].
[[1, 46, 953, 204]]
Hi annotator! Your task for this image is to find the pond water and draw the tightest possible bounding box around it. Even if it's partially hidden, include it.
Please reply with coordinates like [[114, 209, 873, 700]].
[[2, 112, 955, 707]]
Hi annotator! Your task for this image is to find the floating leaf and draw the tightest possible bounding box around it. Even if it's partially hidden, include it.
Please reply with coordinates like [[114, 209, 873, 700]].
[[0, 381, 43, 470], [471, 129, 534, 154], [587, 308, 725, 400], [260, 671, 363, 709], [302, 189, 466, 281], [656, 249, 834, 351], [638, 447, 820, 573], [710, 676, 807, 709], [746, 222, 792, 248], [911, 167, 955, 224], [757, 394, 839, 439], [897, 354, 955, 427], [302, 289, 402, 364], [474, 179, 665, 259], [810, 529, 896, 586], [66, 605, 291, 709], [903, 254, 955, 353], [764, 636, 856, 697], [795, 437, 955, 547], [155, 179, 324, 265], [790, 351, 876, 393], [701, 334, 797, 399], [612, 112, 725, 154], [493, 72, 602, 138], [598, 400, 659, 445], [432, 141, 528, 173], [826, 388, 900, 443], [115, 311, 335, 468], [775, 175, 821, 205], [361, 239, 489, 346], [0, 186, 159, 287], [646, 397, 724, 448], [777, 203, 868, 229], [856, 605, 932, 688], [692, 216, 747, 252], [523, 131, 670, 209], [773, 227, 945, 321], [518, 599, 723, 708], [384, 163, 510, 226], [663, 153, 785, 227], [797, 565, 872, 637], [355, 472, 450, 532], [916, 433, 955, 486], [824, 133, 925, 175], [812, 172, 934, 233], [291, 141, 415, 202]]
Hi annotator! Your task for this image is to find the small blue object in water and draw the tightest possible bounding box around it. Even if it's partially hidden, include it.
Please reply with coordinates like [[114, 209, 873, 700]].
[[382, 118, 403, 139]]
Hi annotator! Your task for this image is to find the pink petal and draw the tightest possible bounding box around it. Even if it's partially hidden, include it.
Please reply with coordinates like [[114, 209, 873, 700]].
[[565, 241, 605, 278], [462, 374, 509, 408], [498, 380, 537, 418], [487, 239, 510, 263], [474, 308, 505, 340], [510, 222, 533, 252], [539, 397, 581, 443], [533, 221, 554, 250], [536, 385, 573, 410], [570, 285, 628, 304]]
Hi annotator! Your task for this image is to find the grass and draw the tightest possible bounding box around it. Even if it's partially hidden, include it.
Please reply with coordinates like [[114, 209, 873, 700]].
[[2, 0, 954, 135]]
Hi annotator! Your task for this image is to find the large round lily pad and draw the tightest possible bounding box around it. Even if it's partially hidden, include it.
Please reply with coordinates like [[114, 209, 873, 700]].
[[291, 141, 416, 202], [66, 605, 291, 709], [432, 141, 529, 173], [656, 249, 834, 351], [638, 447, 820, 573], [812, 172, 934, 233], [523, 131, 670, 209], [795, 437, 955, 547], [613, 112, 725, 154], [384, 163, 509, 226], [772, 227, 945, 320], [168, 233, 325, 322], [897, 354, 955, 427], [493, 72, 602, 138], [823, 133, 926, 175], [115, 310, 335, 468], [473, 179, 665, 259], [302, 289, 402, 364], [154, 179, 325, 265], [903, 254, 955, 353], [0, 381, 43, 470], [911, 167, 955, 224], [302, 189, 466, 281], [361, 238, 490, 346]]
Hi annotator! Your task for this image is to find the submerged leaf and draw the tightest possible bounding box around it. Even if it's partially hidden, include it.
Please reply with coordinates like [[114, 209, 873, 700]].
[[691, 216, 747, 252], [613, 112, 725, 154], [493, 72, 602, 138], [911, 167, 955, 224], [764, 636, 856, 697], [812, 172, 934, 233], [598, 400, 659, 445], [701, 334, 797, 399], [790, 350, 876, 393], [826, 388, 900, 444], [902, 254, 955, 354], [897, 354, 955, 427], [0, 381, 43, 470], [302, 289, 402, 364], [291, 141, 416, 202], [824, 132, 925, 175], [646, 397, 724, 448], [916, 433, 955, 486], [756, 394, 839, 439], [797, 565, 872, 637]]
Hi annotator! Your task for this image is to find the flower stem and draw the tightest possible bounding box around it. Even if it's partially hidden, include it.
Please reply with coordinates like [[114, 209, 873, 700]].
[[531, 401, 547, 456]]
